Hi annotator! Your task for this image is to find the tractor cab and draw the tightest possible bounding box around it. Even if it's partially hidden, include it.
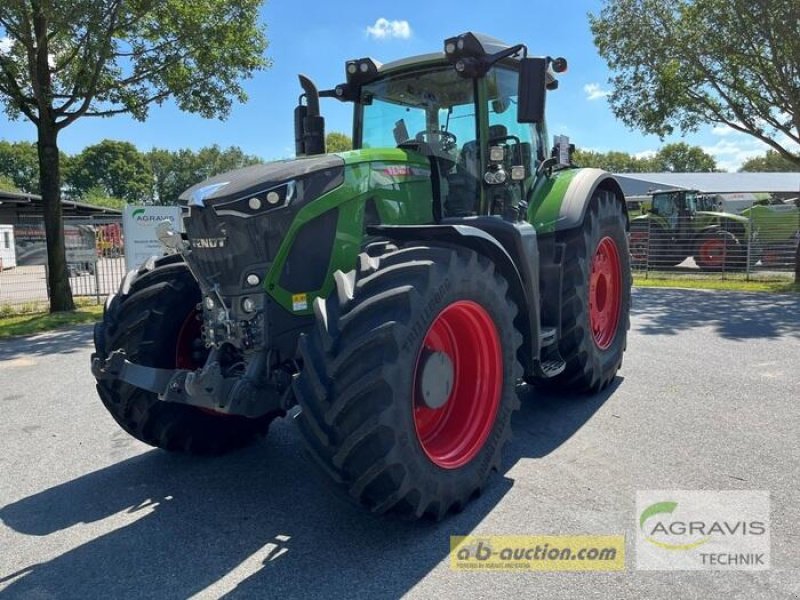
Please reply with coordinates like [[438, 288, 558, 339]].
[[295, 32, 568, 223], [649, 189, 701, 232]]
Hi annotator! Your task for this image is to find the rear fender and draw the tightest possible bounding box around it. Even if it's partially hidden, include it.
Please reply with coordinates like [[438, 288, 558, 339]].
[[530, 167, 628, 234]]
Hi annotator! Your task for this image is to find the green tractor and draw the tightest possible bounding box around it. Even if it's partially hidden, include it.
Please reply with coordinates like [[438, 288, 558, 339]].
[[92, 33, 631, 519], [629, 189, 748, 271]]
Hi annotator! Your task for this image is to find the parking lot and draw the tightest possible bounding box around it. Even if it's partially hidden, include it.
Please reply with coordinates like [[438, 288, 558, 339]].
[[0, 288, 798, 599]]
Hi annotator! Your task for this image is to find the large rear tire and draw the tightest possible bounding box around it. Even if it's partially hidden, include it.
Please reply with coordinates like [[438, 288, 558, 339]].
[[93, 256, 278, 455], [544, 190, 631, 393], [293, 245, 522, 519]]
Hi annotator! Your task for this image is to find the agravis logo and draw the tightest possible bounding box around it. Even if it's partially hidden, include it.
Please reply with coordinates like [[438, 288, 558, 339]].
[[131, 208, 177, 226], [636, 491, 770, 570]]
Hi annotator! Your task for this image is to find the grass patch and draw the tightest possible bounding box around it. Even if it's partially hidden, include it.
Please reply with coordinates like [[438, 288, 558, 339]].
[[0, 304, 103, 339], [634, 276, 799, 293]]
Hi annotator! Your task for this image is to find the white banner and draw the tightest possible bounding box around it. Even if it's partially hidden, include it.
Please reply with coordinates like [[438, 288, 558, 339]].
[[122, 205, 184, 271]]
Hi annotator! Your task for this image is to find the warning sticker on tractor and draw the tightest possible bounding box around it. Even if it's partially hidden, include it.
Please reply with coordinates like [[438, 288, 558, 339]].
[[292, 293, 308, 312]]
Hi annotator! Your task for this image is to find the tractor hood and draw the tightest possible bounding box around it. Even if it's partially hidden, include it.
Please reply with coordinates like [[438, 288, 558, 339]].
[[179, 154, 345, 208]]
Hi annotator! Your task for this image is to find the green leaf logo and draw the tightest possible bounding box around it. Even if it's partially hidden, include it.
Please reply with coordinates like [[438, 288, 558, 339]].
[[640, 501, 710, 551], [132, 208, 145, 218], [640, 501, 677, 530]]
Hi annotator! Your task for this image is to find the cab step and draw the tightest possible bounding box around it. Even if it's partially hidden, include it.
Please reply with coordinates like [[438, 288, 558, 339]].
[[535, 358, 566, 379]]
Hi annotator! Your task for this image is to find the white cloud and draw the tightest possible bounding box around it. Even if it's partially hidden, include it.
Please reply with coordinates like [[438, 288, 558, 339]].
[[711, 124, 737, 137], [0, 36, 12, 55], [583, 83, 610, 101], [633, 149, 657, 160], [702, 124, 800, 171], [365, 18, 412, 40], [701, 139, 765, 172]]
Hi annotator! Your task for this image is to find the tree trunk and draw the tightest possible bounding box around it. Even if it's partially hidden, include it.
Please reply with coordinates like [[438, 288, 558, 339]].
[[36, 121, 74, 312]]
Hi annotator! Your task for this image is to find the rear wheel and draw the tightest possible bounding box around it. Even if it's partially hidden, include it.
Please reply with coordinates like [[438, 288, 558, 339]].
[[543, 190, 631, 392], [93, 256, 279, 455], [293, 245, 522, 519], [693, 231, 745, 272]]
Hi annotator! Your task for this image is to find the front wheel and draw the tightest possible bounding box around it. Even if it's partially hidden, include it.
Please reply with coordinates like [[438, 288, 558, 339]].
[[542, 190, 632, 393], [293, 245, 522, 519], [93, 257, 279, 454]]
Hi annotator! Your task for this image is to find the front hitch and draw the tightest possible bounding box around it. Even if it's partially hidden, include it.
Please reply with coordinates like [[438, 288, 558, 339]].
[[92, 350, 290, 418]]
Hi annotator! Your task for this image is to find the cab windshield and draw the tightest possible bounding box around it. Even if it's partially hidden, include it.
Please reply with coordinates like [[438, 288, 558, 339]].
[[358, 67, 477, 151]]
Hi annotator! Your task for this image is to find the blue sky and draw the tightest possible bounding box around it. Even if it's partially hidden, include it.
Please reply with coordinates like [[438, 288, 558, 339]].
[[0, 0, 776, 171]]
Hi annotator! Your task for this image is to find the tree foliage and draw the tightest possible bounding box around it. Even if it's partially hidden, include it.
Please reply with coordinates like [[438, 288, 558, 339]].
[[0, 173, 19, 191], [655, 142, 716, 172], [573, 142, 716, 172], [0, 1, 270, 125], [573, 149, 656, 173], [590, 0, 800, 167], [0, 139, 265, 205], [326, 132, 352, 153], [66, 139, 152, 202], [0, 1, 269, 311], [80, 185, 125, 210], [147, 144, 262, 204], [0, 140, 39, 192], [739, 150, 800, 173]]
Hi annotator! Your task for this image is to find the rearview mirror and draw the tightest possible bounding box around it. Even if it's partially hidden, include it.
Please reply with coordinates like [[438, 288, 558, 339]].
[[517, 58, 547, 124]]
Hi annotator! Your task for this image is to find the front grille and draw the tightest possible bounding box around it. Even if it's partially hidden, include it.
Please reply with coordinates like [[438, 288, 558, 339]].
[[183, 205, 293, 296]]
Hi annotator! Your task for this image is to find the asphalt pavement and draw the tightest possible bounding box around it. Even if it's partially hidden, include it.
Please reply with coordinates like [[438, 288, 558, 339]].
[[1, 288, 798, 599]]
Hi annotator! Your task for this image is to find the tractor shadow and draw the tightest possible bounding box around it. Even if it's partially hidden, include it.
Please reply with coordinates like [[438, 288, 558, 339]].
[[631, 287, 800, 340], [0, 382, 614, 599], [0, 323, 94, 361]]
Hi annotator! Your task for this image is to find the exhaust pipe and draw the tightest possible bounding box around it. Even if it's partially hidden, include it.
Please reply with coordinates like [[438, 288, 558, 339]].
[[295, 75, 326, 156]]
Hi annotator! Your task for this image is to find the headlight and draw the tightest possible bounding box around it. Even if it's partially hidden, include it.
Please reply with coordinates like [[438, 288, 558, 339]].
[[214, 181, 296, 217]]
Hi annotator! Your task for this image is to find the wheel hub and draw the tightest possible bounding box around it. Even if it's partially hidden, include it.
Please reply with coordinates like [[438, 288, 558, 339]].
[[589, 236, 622, 350], [415, 349, 454, 410], [412, 300, 502, 469]]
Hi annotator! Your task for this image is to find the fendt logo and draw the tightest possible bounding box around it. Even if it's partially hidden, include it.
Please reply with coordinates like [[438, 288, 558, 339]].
[[191, 237, 226, 249]]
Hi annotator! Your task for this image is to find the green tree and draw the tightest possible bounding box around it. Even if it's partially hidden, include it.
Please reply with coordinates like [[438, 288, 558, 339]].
[[653, 142, 717, 172], [590, 0, 800, 168], [147, 145, 262, 204], [573, 149, 658, 172], [0, 1, 269, 311], [81, 185, 125, 210], [0, 140, 39, 192], [326, 132, 352, 153], [0, 173, 19, 191], [740, 151, 800, 173], [66, 139, 152, 203], [147, 147, 178, 205]]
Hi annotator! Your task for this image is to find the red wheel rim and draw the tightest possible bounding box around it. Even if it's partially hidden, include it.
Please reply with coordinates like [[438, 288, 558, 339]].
[[175, 309, 204, 370], [698, 238, 725, 268], [412, 301, 502, 469], [589, 237, 622, 350], [176, 310, 224, 417]]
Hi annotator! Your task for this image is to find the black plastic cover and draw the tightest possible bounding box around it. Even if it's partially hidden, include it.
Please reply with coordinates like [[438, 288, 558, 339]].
[[179, 154, 344, 206]]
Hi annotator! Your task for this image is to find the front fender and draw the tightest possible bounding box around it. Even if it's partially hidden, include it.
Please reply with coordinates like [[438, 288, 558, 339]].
[[369, 221, 540, 376]]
